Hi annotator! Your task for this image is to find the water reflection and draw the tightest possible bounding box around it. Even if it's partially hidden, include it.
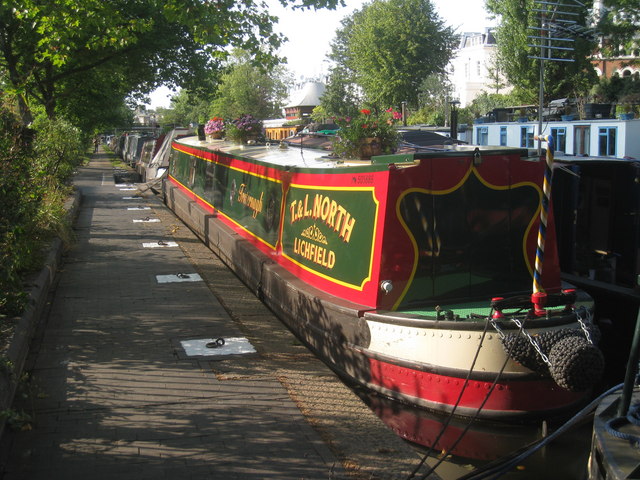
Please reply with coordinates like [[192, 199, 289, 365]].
[[359, 391, 593, 479]]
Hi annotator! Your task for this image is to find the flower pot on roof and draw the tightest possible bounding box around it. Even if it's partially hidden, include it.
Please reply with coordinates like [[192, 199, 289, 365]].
[[617, 94, 639, 120], [332, 108, 401, 160], [358, 137, 383, 159], [204, 117, 225, 141], [227, 114, 263, 144]]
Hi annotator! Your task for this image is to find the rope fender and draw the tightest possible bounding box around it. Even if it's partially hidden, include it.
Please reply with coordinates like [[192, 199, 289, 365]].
[[500, 324, 604, 392]]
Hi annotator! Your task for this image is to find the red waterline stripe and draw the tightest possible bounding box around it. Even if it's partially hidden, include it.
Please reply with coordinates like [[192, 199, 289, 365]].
[[368, 357, 583, 414]]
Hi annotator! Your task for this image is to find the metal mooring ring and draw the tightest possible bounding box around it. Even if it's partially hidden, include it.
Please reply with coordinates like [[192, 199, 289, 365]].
[[206, 338, 225, 349]]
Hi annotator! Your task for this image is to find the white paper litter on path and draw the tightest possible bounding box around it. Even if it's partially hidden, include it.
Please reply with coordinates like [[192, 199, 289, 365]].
[[128, 207, 151, 211], [180, 337, 256, 357], [133, 218, 160, 223], [156, 273, 202, 283], [142, 241, 178, 248]]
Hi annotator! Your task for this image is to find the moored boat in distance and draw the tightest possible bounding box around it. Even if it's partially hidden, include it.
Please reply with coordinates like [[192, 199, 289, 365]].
[[163, 134, 604, 421]]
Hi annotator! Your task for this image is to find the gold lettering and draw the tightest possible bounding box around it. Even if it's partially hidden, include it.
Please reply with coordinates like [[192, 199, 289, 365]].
[[328, 200, 338, 231], [341, 214, 356, 242], [320, 196, 330, 221], [290, 200, 297, 223], [237, 184, 263, 219], [291, 237, 336, 270], [312, 194, 322, 219], [290, 193, 357, 244]]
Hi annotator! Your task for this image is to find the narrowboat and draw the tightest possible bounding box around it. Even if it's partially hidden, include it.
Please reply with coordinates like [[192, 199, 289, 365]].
[[163, 133, 604, 420]]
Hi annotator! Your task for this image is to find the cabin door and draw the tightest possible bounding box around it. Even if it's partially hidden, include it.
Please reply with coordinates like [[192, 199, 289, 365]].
[[574, 126, 590, 156]]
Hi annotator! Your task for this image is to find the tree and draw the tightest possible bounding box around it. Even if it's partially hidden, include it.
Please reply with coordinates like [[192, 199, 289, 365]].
[[485, 56, 509, 95], [158, 90, 210, 128], [330, 0, 457, 109], [485, 0, 598, 102], [409, 73, 453, 126], [0, 0, 342, 126], [209, 51, 290, 121], [318, 65, 362, 118], [596, 0, 640, 58], [465, 91, 517, 119]]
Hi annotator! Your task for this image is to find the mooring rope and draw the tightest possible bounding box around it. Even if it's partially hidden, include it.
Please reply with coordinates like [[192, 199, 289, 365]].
[[457, 383, 625, 480], [408, 312, 526, 480], [405, 315, 492, 479], [532, 134, 555, 295], [605, 402, 640, 444]]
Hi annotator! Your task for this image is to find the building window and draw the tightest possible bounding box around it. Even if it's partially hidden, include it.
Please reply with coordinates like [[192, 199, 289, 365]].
[[520, 127, 534, 148], [500, 126, 507, 146], [598, 127, 616, 156], [476, 127, 488, 145], [550, 127, 567, 153], [477, 61, 481, 76]]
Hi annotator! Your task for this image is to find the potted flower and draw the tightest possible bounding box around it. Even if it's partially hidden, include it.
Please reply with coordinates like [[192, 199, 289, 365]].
[[204, 117, 225, 140], [617, 94, 639, 120], [333, 108, 401, 159], [226, 114, 263, 144]]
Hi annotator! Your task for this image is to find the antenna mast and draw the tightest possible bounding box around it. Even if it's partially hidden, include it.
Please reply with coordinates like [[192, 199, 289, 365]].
[[528, 0, 582, 154]]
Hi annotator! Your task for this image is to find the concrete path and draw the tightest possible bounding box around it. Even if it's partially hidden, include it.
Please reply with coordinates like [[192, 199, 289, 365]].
[[0, 153, 423, 480]]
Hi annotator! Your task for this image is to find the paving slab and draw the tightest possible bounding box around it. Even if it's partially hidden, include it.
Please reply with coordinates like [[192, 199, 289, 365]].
[[0, 152, 429, 480]]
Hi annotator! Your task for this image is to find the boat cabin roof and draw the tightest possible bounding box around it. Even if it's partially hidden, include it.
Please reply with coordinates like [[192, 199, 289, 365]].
[[175, 135, 532, 170]]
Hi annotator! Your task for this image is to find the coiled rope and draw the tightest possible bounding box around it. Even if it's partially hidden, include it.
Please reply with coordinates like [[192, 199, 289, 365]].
[[605, 402, 640, 444]]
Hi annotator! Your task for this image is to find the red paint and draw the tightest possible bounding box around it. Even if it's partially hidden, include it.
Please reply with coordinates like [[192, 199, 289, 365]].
[[367, 357, 583, 414]]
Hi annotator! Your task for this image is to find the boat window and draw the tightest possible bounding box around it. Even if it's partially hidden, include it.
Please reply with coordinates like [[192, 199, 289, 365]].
[[598, 127, 617, 157], [550, 127, 567, 153], [476, 126, 488, 145], [500, 126, 507, 146], [520, 126, 534, 148]]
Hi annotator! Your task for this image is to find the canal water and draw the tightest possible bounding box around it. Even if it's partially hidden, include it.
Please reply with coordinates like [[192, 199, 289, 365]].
[[358, 391, 595, 479]]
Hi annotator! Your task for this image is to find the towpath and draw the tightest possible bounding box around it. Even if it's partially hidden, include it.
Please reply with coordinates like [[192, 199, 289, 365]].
[[0, 152, 427, 479]]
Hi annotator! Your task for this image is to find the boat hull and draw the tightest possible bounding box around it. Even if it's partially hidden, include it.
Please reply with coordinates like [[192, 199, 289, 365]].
[[163, 138, 598, 420]]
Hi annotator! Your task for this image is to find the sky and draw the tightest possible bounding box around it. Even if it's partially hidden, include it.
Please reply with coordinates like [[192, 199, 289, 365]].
[[148, 0, 495, 109]]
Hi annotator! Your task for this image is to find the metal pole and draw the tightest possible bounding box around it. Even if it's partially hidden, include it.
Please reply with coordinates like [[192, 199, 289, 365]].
[[618, 280, 640, 417], [537, 15, 546, 156]]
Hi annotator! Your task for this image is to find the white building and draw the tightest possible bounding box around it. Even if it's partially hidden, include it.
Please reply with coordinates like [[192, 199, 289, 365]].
[[449, 29, 512, 107], [472, 117, 640, 159]]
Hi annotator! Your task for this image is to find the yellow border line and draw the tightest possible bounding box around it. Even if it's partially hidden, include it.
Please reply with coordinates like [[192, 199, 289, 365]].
[[392, 165, 542, 309], [282, 183, 380, 291], [173, 144, 282, 184], [168, 172, 279, 251]]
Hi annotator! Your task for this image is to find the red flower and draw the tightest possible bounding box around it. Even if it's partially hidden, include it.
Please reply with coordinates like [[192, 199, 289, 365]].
[[360, 109, 371, 115]]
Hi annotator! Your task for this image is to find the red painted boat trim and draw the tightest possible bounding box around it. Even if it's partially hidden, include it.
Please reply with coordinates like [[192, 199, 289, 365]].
[[367, 356, 583, 415]]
